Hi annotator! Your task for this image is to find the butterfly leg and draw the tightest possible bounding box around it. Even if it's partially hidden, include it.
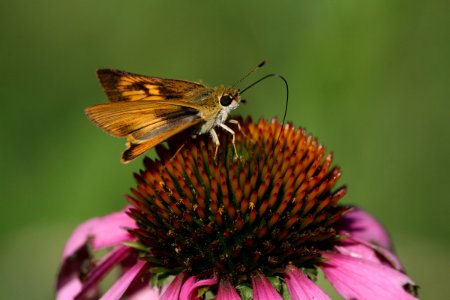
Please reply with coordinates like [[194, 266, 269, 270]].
[[210, 128, 220, 159], [229, 119, 242, 131], [170, 144, 185, 162], [219, 123, 238, 158], [229, 119, 252, 140], [229, 119, 255, 147]]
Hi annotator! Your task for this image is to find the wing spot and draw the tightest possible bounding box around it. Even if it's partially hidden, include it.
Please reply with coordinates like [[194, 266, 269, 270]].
[[145, 84, 159, 95]]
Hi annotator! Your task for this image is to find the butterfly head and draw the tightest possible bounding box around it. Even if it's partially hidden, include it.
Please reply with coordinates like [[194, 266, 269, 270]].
[[219, 87, 241, 110]]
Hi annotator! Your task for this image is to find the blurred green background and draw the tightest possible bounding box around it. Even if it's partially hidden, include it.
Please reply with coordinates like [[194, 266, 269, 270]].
[[1, 0, 449, 299]]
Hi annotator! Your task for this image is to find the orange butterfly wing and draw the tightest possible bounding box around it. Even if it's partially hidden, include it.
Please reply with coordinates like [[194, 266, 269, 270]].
[[86, 69, 216, 163], [85, 101, 203, 163], [96, 69, 206, 102]]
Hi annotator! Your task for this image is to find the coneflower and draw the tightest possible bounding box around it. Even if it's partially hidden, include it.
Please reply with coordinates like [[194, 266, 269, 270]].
[[57, 117, 418, 299]]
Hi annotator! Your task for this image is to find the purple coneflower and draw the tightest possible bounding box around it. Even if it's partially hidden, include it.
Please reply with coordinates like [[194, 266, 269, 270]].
[[57, 118, 418, 299]]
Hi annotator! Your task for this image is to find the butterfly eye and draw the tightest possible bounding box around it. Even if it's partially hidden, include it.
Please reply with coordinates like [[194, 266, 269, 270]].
[[220, 95, 233, 107]]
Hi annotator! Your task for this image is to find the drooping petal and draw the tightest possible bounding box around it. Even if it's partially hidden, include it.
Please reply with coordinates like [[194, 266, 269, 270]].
[[284, 265, 331, 300], [368, 240, 404, 271], [56, 269, 85, 300], [100, 260, 148, 300], [74, 245, 132, 299], [335, 242, 380, 263], [56, 243, 97, 300], [178, 276, 196, 300], [179, 273, 218, 300], [337, 238, 404, 271], [251, 272, 282, 300], [321, 252, 418, 300], [160, 272, 187, 300], [338, 208, 392, 249], [127, 285, 162, 300], [216, 280, 241, 300], [62, 208, 136, 260]]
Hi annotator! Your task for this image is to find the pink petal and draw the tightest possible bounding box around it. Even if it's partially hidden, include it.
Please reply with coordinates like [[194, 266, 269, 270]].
[[127, 285, 162, 300], [160, 273, 187, 300], [56, 243, 95, 300], [321, 252, 418, 300], [62, 208, 136, 260], [338, 208, 392, 249], [56, 272, 83, 300], [216, 280, 241, 300], [251, 272, 282, 300], [179, 273, 218, 300], [369, 241, 404, 271], [75, 245, 132, 298], [337, 238, 404, 271], [335, 242, 380, 263], [100, 260, 148, 300], [179, 276, 196, 299], [284, 265, 331, 300]]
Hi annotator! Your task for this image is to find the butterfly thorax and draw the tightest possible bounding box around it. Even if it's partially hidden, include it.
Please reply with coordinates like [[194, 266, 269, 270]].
[[197, 86, 241, 135]]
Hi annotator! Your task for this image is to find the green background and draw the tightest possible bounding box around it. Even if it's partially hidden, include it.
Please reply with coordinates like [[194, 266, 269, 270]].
[[1, 0, 449, 299]]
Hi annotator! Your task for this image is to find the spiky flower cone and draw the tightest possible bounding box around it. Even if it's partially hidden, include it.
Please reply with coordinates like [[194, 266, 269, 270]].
[[127, 117, 348, 283]]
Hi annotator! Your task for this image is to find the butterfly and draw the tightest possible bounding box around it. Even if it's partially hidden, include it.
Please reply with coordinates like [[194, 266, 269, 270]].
[[84, 64, 265, 163]]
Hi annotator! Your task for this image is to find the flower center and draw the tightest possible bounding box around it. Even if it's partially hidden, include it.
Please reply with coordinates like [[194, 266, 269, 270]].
[[127, 118, 348, 284]]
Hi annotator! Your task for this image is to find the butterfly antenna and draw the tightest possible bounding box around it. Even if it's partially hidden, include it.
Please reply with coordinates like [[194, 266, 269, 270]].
[[232, 60, 268, 88], [240, 73, 289, 149]]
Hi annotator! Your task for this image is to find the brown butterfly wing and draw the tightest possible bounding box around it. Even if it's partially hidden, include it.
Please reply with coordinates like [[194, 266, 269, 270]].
[[85, 101, 200, 136], [121, 118, 197, 163], [122, 113, 203, 163], [97, 69, 206, 102], [85, 101, 203, 163]]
